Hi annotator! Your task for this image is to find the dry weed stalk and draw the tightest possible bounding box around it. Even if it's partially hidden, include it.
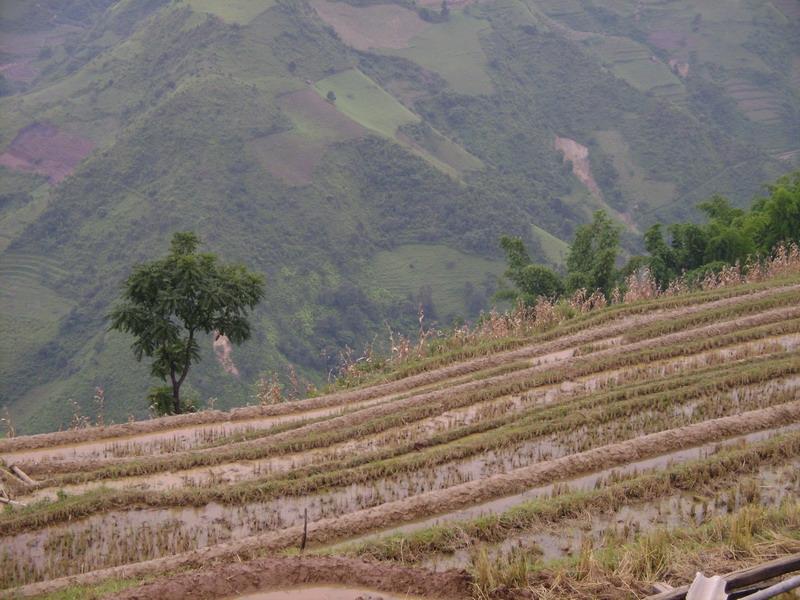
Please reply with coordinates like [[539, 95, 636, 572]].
[[1, 406, 15, 438], [93, 386, 105, 427], [68, 399, 90, 430], [255, 374, 284, 405], [286, 365, 301, 401], [569, 289, 607, 313], [623, 267, 659, 303], [621, 242, 800, 303]]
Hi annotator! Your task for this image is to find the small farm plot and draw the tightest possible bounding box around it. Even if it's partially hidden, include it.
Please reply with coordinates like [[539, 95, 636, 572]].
[[379, 12, 495, 96], [313, 69, 419, 139], [2, 274, 800, 599], [249, 88, 367, 187], [582, 35, 684, 100], [311, 0, 430, 52], [362, 244, 505, 320], [183, 0, 275, 24]]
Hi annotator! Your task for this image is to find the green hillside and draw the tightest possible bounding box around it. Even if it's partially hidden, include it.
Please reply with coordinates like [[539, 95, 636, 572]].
[[0, 0, 798, 433]]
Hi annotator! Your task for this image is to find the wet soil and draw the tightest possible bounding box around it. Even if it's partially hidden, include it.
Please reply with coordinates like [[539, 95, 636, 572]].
[[8, 400, 800, 598], [108, 557, 470, 600], [348, 423, 800, 545], [423, 460, 800, 572], [7, 376, 794, 587], [229, 587, 423, 600]]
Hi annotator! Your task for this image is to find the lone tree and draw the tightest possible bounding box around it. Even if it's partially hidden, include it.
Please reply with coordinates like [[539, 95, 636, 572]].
[[110, 232, 265, 414]]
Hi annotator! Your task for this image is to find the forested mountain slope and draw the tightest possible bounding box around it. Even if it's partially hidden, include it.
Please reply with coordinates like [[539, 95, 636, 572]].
[[0, 0, 798, 432]]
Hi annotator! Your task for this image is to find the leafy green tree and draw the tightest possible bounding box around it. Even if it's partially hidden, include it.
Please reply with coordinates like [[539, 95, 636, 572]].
[[497, 235, 564, 305], [749, 172, 800, 252], [697, 195, 744, 225], [565, 210, 621, 297], [642, 224, 675, 287], [109, 232, 265, 414], [667, 222, 707, 271], [625, 171, 799, 287]]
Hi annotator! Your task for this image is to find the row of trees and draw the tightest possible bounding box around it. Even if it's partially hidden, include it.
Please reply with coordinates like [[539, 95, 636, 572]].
[[499, 171, 800, 305]]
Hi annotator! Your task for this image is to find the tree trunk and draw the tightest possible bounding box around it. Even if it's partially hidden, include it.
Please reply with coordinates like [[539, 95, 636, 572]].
[[170, 368, 181, 415], [172, 380, 181, 414], [172, 331, 194, 415]]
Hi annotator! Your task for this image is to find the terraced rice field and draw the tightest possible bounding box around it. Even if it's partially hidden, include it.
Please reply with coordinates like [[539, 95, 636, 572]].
[[2, 275, 800, 599]]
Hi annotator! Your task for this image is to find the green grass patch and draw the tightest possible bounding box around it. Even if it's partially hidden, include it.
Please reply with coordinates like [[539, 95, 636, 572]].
[[583, 35, 682, 94], [183, 0, 274, 24], [362, 243, 504, 320], [594, 129, 676, 213], [34, 577, 144, 600], [382, 11, 494, 95], [530, 224, 569, 266], [313, 69, 419, 138]]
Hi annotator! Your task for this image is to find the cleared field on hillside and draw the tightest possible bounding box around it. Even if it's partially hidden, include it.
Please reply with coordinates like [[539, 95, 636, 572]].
[[380, 12, 494, 96], [2, 271, 800, 599], [313, 69, 419, 139], [583, 35, 684, 99], [184, 0, 275, 24], [312, 0, 429, 52], [362, 244, 504, 320]]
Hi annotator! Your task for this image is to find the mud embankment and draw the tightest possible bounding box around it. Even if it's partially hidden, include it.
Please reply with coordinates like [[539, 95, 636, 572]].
[[109, 556, 470, 600]]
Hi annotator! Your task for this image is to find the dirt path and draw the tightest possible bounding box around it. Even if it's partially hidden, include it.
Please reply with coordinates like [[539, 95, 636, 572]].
[[8, 399, 800, 599], [3, 283, 796, 461], [20, 299, 800, 479], [109, 556, 470, 600]]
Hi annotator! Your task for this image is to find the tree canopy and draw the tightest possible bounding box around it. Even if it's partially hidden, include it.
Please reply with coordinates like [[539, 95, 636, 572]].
[[565, 210, 621, 297], [634, 172, 800, 286], [497, 235, 564, 305], [109, 232, 265, 414], [498, 210, 621, 306]]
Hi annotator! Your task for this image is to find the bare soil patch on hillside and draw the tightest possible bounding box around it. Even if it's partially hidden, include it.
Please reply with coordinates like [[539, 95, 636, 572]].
[[279, 88, 366, 139], [0, 122, 94, 183], [554, 136, 602, 199], [250, 88, 366, 186], [312, 0, 429, 51]]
